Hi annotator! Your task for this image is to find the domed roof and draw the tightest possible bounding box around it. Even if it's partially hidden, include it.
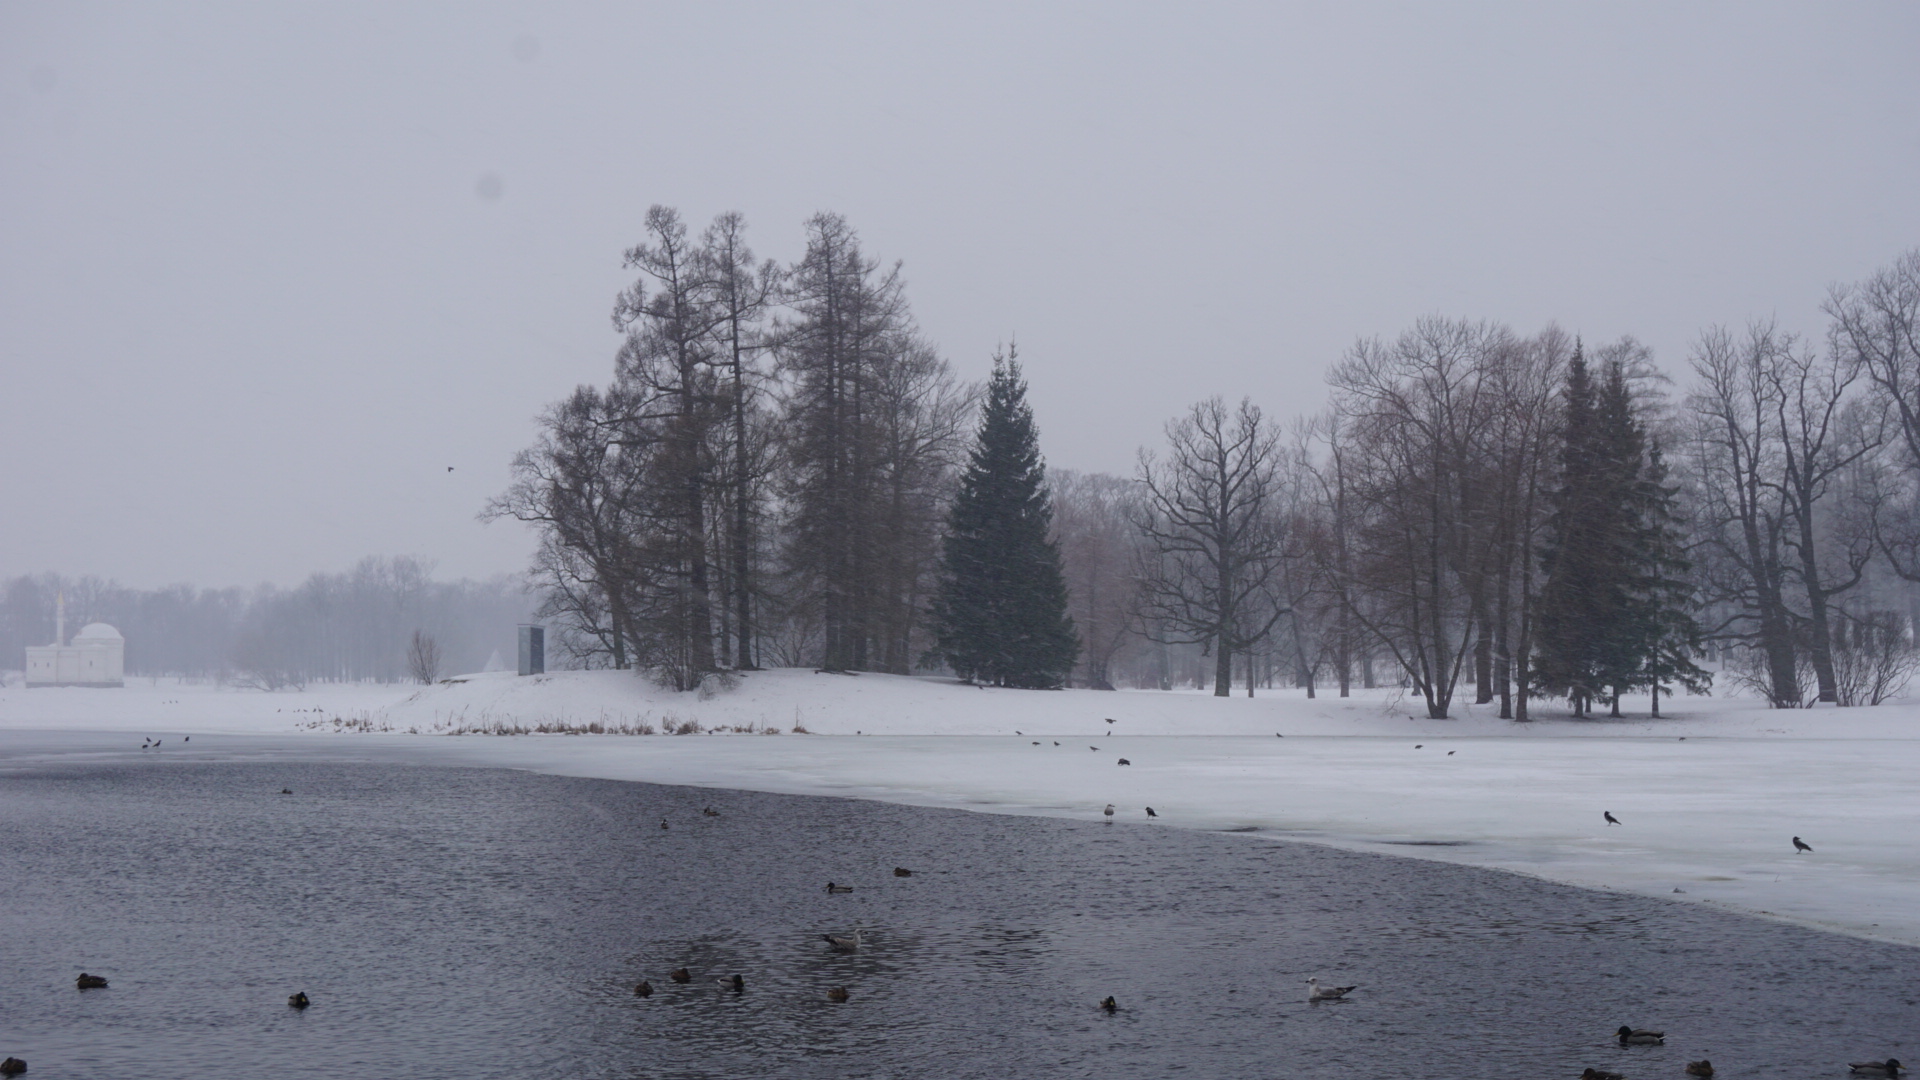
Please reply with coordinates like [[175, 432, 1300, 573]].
[[73, 622, 123, 641]]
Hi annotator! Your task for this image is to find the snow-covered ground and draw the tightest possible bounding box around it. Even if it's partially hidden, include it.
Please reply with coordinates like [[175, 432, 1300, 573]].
[[3, 669, 1915, 947]]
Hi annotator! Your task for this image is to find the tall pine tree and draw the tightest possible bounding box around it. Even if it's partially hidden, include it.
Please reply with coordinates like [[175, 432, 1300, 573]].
[[1537, 348, 1706, 716], [930, 349, 1079, 688], [1535, 343, 1615, 715]]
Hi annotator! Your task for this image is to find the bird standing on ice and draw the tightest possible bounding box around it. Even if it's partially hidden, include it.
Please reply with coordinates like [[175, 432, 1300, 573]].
[[1604, 811, 1621, 826], [1103, 803, 1115, 824], [1145, 807, 1157, 818], [1307, 978, 1354, 1001], [1793, 836, 1814, 853]]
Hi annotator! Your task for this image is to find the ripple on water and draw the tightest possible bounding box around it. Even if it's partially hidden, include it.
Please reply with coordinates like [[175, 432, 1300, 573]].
[[0, 761, 1914, 1079]]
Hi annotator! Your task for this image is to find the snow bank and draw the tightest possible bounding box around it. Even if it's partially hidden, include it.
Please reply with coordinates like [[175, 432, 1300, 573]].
[[2, 669, 1915, 947]]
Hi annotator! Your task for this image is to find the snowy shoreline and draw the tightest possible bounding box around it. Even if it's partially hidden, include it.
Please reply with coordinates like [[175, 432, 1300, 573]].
[[3, 668, 1916, 948]]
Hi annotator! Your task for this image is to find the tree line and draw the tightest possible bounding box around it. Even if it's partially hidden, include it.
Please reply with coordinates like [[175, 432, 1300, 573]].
[[500, 213, 1920, 714], [0, 557, 531, 688]]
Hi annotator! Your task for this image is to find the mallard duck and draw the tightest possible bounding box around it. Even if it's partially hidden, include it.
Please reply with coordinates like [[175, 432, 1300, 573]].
[[826, 986, 849, 1002], [702, 807, 720, 817], [634, 981, 652, 997], [660, 819, 669, 831], [0, 1056, 26, 1076], [825, 882, 853, 894], [1617, 1026, 1665, 1045], [1686, 1061, 1714, 1076], [1848, 1061, 1905, 1076], [75, 973, 108, 990], [669, 968, 691, 984], [1581, 1070, 1625, 1080], [1099, 996, 1118, 1013], [288, 992, 309, 1008], [717, 974, 744, 993], [822, 929, 862, 953], [1307, 978, 1354, 1001], [893, 867, 912, 877], [280, 788, 292, 795]]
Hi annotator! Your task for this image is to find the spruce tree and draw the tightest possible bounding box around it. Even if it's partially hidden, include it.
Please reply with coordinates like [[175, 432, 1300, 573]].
[[1534, 343, 1611, 715], [1632, 438, 1710, 716], [930, 349, 1079, 688]]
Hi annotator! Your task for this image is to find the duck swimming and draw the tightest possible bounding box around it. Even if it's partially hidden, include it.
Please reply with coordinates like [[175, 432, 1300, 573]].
[[1581, 1070, 1624, 1080], [288, 992, 309, 1009], [634, 981, 652, 997], [75, 973, 108, 990], [893, 867, 912, 877], [1848, 1062, 1904, 1076], [827, 986, 850, 1003], [1099, 996, 1118, 1013], [717, 974, 744, 993], [1617, 1026, 1665, 1045], [669, 968, 692, 984], [1686, 1061, 1714, 1076], [825, 882, 853, 894]]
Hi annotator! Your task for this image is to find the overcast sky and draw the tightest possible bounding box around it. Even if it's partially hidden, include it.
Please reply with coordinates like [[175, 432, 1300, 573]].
[[4, 2, 1917, 589]]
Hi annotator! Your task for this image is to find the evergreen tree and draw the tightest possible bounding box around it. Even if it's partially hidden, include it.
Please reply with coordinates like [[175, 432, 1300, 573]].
[[1537, 349, 1707, 716], [930, 348, 1079, 688], [1534, 343, 1614, 715], [1632, 437, 1710, 716]]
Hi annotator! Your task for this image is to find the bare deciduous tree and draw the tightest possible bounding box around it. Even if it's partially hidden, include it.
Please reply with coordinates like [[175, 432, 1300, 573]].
[[407, 629, 441, 685], [1135, 397, 1288, 697]]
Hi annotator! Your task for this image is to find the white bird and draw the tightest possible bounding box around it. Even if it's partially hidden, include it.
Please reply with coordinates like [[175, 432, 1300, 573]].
[[1103, 803, 1115, 824], [1308, 977, 1355, 1001]]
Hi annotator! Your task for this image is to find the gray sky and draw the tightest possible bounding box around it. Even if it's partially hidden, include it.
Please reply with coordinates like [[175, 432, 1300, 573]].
[[5, 2, 1918, 588]]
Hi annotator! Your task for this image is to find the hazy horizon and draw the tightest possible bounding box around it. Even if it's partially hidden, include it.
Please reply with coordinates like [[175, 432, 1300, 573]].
[[6, 2, 1918, 588]]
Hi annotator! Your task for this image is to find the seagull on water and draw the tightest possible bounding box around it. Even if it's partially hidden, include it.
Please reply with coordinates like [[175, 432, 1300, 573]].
[[1103, 803, 1115, 824], [1307, 978, 1354, 1001], [1793, 836, 1814, 853], [822, 929, 862, 953], [1604, 811, 1621, 826]]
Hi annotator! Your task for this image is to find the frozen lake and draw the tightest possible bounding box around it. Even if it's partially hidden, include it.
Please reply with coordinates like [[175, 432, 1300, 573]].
[[2, 758, 1914, 1077]]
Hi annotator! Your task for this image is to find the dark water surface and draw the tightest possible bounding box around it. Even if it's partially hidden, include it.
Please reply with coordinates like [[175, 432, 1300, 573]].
[[1, 761, 1913, 1079]]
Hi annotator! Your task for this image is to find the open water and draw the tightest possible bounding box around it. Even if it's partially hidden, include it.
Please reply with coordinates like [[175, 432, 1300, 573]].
[[0, 760, 1913, 1078]]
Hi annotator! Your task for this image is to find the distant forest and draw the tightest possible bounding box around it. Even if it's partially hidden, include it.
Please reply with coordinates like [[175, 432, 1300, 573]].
[[12, 211, 1920, 715], [0, 557, 532, 687], [490, 211, 1920, 715]]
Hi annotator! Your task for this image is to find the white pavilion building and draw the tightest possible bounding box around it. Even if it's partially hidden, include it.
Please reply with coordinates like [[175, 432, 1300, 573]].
[[24, 597, 124, 687]]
